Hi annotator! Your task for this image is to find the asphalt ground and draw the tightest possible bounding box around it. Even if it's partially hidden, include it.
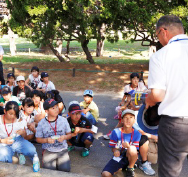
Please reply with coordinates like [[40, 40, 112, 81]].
[[1, 91, 188, 177]]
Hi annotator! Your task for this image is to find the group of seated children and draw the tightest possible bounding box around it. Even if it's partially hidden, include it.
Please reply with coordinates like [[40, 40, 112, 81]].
[[102, 72, 157, 177], [0, 66, 99, 173]]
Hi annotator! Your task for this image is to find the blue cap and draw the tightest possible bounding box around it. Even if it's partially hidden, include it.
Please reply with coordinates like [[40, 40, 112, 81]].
[[41, 72, 49, 78], [43, 98, 57, 110], [83, 90, 94, 97], [7, 73, 15, 79]]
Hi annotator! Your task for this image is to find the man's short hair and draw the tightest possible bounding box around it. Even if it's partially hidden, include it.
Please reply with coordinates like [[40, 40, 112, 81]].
[[156, 15, 184, 33]]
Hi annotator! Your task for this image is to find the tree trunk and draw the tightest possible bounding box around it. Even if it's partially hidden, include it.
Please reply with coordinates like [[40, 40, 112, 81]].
[[48, 44, 66, 62], [96, 23, 105, 57], [81, 39, 95, 64], [56, 39, 63, 54], [8, 27, 16, 56], [65, 41, 70, 62]]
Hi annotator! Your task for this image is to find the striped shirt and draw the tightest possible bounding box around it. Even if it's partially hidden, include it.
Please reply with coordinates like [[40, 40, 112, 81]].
[[109, 128, 141, 150]]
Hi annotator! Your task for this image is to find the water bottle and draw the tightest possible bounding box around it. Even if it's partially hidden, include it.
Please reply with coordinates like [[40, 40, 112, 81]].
[[19, 153, 26, 165], [33, 154, 40, 172], [131, 92, 148, 106]]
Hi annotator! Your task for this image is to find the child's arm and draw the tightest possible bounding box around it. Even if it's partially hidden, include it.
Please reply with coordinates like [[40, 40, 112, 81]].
[[74, 127, 94, 134], [0, 137, 14, 145], [119, 94, 127, 106], [0, 102, 4, 107], [138, 129, 158, 142], [112, 148, 121, 157], [36, 137, 55, 144], [82, 108, 90, 114], [25, 78, 33, 91], [57, 132, 77, 143], [16, 129, 27, 138]]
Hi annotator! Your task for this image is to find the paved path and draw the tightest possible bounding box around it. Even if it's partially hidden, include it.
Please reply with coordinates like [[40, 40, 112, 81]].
[[1, 91, 188, 177]]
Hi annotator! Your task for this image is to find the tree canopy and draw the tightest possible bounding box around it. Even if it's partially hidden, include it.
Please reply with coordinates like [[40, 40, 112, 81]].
[[5, 0, 188, 63]]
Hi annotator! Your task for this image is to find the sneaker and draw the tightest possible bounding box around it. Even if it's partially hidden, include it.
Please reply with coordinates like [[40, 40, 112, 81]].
[[126, 167, 135, 177], [81, 148, 90, 157], [68, 145, 75, 152], [18, 154, 26, 165], [139, 161, 155, 176], [103, 131, 111, 140]]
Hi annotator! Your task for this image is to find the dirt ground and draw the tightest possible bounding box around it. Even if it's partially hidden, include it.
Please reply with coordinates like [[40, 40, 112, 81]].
[[3, 61, 149, 93]]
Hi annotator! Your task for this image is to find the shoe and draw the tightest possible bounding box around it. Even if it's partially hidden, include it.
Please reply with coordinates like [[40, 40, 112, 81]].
[[139, 161, 155, 176], [126, 167, 135, 177], [103, 134, 110, 140], [81, 148, 90, 157], [18, 154, 26, 165], [103, 131, 111, 140], [68, 145, 75, 152]]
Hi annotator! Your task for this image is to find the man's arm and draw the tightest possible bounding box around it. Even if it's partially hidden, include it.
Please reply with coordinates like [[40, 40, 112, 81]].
[[145, 88, 165, 108]]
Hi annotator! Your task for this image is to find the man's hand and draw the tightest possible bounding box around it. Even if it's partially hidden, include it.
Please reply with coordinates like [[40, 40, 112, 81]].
[[145, 95, 156, 109]]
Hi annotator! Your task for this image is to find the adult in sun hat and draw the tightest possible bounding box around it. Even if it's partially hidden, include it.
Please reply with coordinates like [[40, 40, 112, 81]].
[[146, 15, 188, 177], [13, 75, 31, 104]]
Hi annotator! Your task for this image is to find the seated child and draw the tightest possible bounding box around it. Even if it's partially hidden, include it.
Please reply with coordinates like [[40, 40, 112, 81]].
[[0, 86, 21, 115], [36, 98, 73, 172], [80, 90, 99, 125], [67, 103, 96, 157], [45, 90, 66, 114], [25, 66, 41, 90], [102, 109, 141, 177], [0, 101, 37, 163], [37, 72, 55, 93], [13, 76, 31, 104], [6, 73, 16, 93], [30, 90, 46, 123], [19, 98, 36, 141]]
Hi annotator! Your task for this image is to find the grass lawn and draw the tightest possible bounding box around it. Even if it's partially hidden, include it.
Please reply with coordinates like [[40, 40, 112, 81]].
[[0, 37, 150, 65]]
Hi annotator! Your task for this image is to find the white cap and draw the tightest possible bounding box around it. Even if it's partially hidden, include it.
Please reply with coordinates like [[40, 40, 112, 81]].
[[69, 100, 80, 107], [121, 109, 135, 118], [16, 75, 25, 82]]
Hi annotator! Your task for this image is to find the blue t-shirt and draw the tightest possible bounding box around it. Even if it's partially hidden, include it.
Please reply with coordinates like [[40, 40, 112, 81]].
[[109, 128, 141, 150]]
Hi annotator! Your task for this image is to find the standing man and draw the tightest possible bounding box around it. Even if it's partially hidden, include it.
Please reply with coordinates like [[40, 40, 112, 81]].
[[146, 15, 188, 177], [0, 45, 5, 85]]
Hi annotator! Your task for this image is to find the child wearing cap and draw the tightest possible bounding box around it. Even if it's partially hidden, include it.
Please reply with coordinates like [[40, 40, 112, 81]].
[[102, 109, 141, 177], [25, 66, 41, 90], [36, 98, 74, 172], [13, 75, 31, 104], [6, 73, 16, 93], [67, 103, 96, 157], [80, 90, 99, 125], [0, 86, 22, 115], [37, 72, 55, 93]]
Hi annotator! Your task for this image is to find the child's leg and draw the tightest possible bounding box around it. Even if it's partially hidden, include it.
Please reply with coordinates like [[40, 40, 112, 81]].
[[57, 149, 71, 172], [0, 144, 14, 163], [85, 112, 96, 125], [11, 136, 36, 160], [43, 150, 57, 170], [139, 135, 149, 162], [126, 145, 138, 168], [81, 132, 94, 148], [102, 157, 128, 177]]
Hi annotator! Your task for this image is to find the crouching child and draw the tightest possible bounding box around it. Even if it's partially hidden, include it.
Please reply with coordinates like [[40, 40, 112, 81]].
[[67, 103, 96, 157], [36, 98, 73, 172], [102, 109, 141, 177]]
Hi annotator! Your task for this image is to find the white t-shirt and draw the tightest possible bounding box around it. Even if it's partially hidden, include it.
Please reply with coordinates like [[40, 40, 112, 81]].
[[148, 34, 188, 117], [33, 101, 44, 117], [29, 74, 41, 88], [0, 46, 4, 55], [38, 81, 55, 92], [19, 110, 35, 135], [0, 116, 27, 139], [124, 82, 147, 93]]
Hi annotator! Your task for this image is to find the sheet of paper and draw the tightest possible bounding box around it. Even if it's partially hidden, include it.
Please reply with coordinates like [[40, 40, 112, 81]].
[[113, 156, 122, 162], [91, 125, 98, 134]]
